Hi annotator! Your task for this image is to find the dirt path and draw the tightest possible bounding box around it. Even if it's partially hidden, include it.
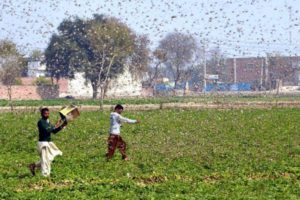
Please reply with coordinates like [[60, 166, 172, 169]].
[[1, 101, 300, 113]]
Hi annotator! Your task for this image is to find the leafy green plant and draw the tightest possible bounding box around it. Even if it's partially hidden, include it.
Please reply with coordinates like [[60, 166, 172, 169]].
[[34, 77, 52, 86], [14, 78, 22, 85], [0, 108, 299, 199]]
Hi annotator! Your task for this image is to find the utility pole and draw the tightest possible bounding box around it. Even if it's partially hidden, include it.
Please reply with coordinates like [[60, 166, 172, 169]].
[[288, 5, 294, 86], [260, 56, 264, 89], [233, 57, 237, 83], [202, 39, 207, 93], [286, 1, 297, 85], [265, 56, 269, 89]]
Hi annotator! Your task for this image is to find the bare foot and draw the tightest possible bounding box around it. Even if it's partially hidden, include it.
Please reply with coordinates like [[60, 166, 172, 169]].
[[29, 163, 36, 176], [124, 157, 130, 161]]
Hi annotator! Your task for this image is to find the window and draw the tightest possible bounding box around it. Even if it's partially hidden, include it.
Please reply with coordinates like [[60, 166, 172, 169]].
[[247, 63, 255, 68]]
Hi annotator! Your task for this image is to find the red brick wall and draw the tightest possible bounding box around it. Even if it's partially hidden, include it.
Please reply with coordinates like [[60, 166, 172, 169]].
[[0, 86, 41, 100], [223, 57, 299, 86], [224, 58, 263, 83], [0, 78, 69, 100]]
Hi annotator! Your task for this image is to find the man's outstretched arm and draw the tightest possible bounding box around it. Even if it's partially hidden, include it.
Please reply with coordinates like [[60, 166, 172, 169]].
[[118, 115, 139, 124]]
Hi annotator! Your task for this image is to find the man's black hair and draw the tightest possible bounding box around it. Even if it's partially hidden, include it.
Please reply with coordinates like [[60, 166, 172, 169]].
[[41, 107, 49, 115], [115, 104, 123, 110]]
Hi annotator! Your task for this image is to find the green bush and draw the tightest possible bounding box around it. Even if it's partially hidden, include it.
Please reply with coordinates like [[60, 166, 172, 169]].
[[14, 78, 22, 85], [34, 77, 52, 86]]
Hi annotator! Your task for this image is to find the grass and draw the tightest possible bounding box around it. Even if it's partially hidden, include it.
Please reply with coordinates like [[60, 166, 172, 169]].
[[0, 108, 299, 199], [0, 97, 179, 107], [2, 94, 300, 107]]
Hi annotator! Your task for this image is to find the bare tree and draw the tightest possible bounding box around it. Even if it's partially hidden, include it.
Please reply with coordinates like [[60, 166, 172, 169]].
[[158, 32, 197, 95], [147, 49, 167, 96], [130, 34, 150, 80], [267, 52, 294, 90], [181, 45, 203, 95], [0, 40, 25, 111]]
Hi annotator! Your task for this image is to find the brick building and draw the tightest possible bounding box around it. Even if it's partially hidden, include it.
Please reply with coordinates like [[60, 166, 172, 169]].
[[217, 56, 300, 90]]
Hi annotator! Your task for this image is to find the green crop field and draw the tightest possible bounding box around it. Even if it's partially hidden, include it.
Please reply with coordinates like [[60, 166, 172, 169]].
[[0, 108, 299, 199]]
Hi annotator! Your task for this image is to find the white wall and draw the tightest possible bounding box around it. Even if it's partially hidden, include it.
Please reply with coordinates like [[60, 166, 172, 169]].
[[67, 73, 93, 98], [67, 68, 142, 98], [106, 67, 142, 97]]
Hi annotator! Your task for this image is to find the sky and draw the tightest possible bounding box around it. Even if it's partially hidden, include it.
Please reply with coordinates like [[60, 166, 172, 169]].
[[0, 0, 300, 57]]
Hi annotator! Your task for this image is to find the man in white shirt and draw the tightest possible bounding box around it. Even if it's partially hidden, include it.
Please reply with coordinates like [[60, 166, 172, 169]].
[[106, 104, 140, 161]]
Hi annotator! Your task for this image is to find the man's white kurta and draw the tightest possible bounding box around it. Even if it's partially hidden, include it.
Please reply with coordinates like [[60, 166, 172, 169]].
[[36, 142, 62, 177]]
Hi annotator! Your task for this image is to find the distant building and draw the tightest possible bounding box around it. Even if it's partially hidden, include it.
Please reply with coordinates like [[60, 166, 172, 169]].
[[65, 67, 143, 98], [210, 56, 300, 90], [156, 77, 170, 83], [27, 57, 47, 77]]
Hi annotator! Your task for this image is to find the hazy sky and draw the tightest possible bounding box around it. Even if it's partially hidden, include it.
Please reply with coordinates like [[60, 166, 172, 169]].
[[0, 0, 300, 57]]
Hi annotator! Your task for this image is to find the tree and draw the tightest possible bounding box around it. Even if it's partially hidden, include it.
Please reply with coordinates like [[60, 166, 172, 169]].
[[158, 32, 198, 95], [130, 34, 150, 80], [44, 34, 74, 84], [30, 49, 43, 61], [45, 15, 144, 108], [181, 45, 203, 95], [266, 52, 294, 91], [147, 49, 167, 96], [206, 47, 226, 75], [0, 40, 25, 111], [86, 16, 135, 107], [204, 47, 227, 90]]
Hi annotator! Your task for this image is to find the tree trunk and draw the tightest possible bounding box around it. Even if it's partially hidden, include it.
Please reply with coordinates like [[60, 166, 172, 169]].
[[98, 50, 106, 111], [152, 83, 156, 96], [173, 79, 179, 96], [99, 86, 104, 111], [91, 82, 98, 99], [99, 55, 116, 109], [173, 65, 181, 96], [7, 85, 13, 112], [103, 80, 110, 97], [150, 62, 161, 97], [96, 54, 116, 110], [183, 83, 187, 96]]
